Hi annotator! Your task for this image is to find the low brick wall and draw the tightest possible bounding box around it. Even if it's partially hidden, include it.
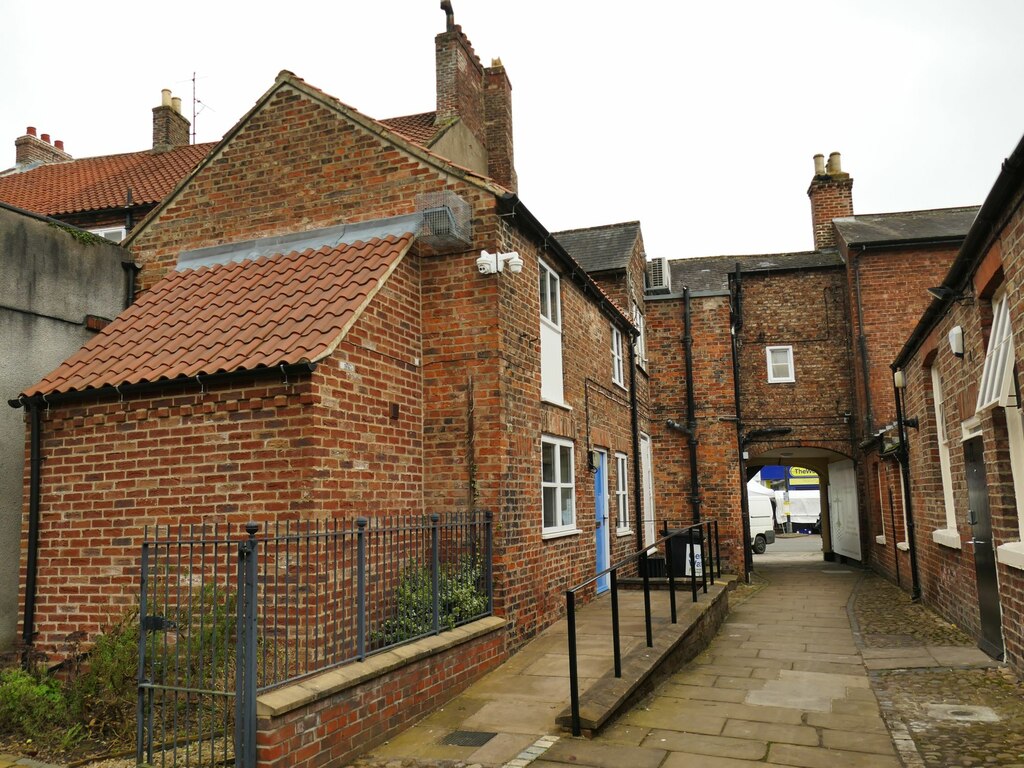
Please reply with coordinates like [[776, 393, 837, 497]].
[[256, 617, 506, 767]]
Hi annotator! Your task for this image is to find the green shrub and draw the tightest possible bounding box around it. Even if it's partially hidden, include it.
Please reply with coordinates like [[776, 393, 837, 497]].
[[372, 556, 488, 646], [0, 666, 69, 744]]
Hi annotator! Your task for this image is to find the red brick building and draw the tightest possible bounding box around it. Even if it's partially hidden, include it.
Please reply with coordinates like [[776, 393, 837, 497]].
[[892, 132, 1024, 670], [11, 12, 650, 761]]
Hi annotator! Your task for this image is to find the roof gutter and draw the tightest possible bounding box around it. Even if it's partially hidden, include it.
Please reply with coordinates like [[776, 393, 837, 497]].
[[496, 193, 637, 337], [8, 362, 318, 410], [894, 135, 1024, 369]]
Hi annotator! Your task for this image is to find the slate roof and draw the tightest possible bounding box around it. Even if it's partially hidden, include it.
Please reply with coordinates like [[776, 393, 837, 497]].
[[553, 222, 641, 274], [833, 206, 979, 247], [0, 143, 215, 217], [667, 250, 844, 294], [22, 233, 414, 398]]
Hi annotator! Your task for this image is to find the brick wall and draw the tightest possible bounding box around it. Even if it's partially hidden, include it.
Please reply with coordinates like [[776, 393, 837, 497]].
[[646, 292, 746, 575], [898, 186, 1024, 672], [257, 628, 505, 767]]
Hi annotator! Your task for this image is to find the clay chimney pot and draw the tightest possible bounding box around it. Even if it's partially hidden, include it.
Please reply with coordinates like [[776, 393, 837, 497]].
[[827, 151, 842, 175], [26, 126, 37, 137], [813, 154, 825, 176], [40, 133, 50, 144]]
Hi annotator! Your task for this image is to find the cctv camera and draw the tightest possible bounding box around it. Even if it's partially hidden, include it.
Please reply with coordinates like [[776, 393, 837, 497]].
[[505, 252, 524, 274], [477, 250, 496, 274]]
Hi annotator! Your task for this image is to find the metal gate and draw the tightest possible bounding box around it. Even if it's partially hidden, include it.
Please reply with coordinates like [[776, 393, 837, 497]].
[[136, 524, 259, 768]]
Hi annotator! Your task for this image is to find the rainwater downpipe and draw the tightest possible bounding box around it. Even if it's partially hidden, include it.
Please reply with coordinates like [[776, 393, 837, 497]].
[[892, 370, 922, 600], [854, 248, 875, 435], [729, 265, 754, 578], [628, 339, 644, 553], [683, 288, 701, 524], [21, 397, 42, 661]]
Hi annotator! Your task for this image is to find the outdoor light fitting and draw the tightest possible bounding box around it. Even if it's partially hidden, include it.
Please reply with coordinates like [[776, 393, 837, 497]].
[[949, 325, 964, 358], [477, 249, 524, 275], [927, 285, 971, 303]]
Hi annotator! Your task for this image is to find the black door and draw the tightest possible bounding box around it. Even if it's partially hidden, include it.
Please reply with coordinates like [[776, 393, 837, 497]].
[[964, 438, 1004, 660]]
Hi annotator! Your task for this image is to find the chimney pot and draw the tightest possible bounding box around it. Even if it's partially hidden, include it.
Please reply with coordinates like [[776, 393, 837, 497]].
[[54, 140, 64, 151], [40, 133, 50, 144], [161, 89, 172, 107], [813, 154, 825, 176], [171, 96, 182, 114], [26, 126, 37, 137], [827, 151, 842, 175]]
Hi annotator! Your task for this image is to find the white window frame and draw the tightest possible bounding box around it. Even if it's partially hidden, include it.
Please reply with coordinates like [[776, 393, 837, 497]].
[[90, 226, 126, 242], [632, 303, 648, 369], [874, 462, 887, 545], [930, 365, 961, 549], [766, 345, 795, 383], [615, 452, 630, 534], [541, 435, 577, 538], [611, 326, 625, 387], [977, 292, 1016, 412], [539, 260, 565, 405]]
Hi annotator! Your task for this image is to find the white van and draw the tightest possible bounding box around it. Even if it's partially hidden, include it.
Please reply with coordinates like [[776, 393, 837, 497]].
[[748, 479, 777, 554]]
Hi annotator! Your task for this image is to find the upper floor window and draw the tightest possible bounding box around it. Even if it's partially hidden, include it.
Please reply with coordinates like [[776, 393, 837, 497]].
[[766, 345, 795, 383], [90, 226, 126, 242], [633, 303, 648, 368], [542, 436, 576, 536], [539, 260, 565, 404], [930, 365, 959, 547], [977, 292, 1015, 411], [611, 326, 624, 387]]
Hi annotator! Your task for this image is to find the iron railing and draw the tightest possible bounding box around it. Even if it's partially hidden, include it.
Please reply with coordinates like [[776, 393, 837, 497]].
[[136, 512, 493, 768], [564, 520, 720, 736]]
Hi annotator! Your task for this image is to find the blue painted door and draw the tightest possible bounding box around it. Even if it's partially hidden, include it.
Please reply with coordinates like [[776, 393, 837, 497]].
[[595, 451, 610, 593]]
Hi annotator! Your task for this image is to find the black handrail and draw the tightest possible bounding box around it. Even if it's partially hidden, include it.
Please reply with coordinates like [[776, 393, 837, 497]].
[[564, 521, 720, 736]]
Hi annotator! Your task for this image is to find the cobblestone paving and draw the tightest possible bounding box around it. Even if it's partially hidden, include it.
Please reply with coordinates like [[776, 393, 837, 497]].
[[853, 571, 975, 647], [851, 571, 1024, 767]]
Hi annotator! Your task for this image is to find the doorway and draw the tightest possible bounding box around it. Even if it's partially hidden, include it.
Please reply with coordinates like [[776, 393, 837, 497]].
[[828, 459, 862, 561], [640, 433, 656, 547], [964, 437, 1004, 659]]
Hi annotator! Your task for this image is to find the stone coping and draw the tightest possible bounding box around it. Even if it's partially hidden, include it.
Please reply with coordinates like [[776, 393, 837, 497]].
[[256, 616, 507, 717]]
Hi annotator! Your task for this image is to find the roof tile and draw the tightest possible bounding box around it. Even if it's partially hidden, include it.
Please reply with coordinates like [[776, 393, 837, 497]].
[[23, 233, 415, 398], [0, 143, 214, 216]]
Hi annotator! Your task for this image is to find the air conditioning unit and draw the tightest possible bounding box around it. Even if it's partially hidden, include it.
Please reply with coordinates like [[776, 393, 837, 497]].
[[647, 256, 671, 294]]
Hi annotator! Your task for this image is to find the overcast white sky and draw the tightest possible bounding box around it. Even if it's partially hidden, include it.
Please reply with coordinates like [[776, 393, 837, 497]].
[[3, 0, 1023, 259]]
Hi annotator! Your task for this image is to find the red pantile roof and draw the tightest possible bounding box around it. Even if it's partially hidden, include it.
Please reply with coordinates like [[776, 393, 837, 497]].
[[0, 143, 214, 217], [23, 233, 415, 398], [379, 111, 440, 145]]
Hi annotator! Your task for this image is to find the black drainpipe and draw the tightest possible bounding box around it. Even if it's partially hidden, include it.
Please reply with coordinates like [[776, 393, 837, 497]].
[[21, 398, 42, 662], [628, 340, 644, 553], [729, 265, 753, 578], [853, 248, 874, 435], [892, 372, 922, 600], [683, 288, 701, 524]]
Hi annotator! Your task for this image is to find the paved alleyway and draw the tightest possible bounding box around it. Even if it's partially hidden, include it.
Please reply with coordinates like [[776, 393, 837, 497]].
[[349, 547, 1019, 768]]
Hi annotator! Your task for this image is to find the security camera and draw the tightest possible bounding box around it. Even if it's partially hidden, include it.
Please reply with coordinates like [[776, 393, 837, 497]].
[[505, 252, 524, 274], [477, 250, 497, 274]]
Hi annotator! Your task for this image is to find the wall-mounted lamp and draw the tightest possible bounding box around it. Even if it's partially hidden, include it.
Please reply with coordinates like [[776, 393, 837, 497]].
[[477, 249, 524, 275], [927, 285, 972, 303], [948, 325, 964, 358], [893, 369, 906, 389]]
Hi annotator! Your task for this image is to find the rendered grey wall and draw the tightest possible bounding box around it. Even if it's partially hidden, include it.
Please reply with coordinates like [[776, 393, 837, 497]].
[[0, 207, 127, 650]]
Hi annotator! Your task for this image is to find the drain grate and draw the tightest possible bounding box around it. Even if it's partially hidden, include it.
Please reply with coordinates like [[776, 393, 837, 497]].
[[442, 730, 498, 747], [925, 703, 1000, 722]]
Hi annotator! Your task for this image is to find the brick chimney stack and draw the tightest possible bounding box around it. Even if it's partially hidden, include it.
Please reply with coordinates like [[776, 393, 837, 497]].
[[434, 2, 517, 190], [483, 58, 517, 192], [808, 152, 854, 250], [152, 89, 191, 151], [15, 126, 72, 166]]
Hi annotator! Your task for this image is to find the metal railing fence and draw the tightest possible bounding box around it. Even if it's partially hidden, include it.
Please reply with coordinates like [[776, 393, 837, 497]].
[[564, 520, 721, 736], [136, 512, 492, 768]]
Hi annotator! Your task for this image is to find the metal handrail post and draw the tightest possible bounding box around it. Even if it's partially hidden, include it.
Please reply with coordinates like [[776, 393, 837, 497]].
[[242, 523, 259, 768], [431, 514, 441, 635], [356, 518, 367, 660], [640, 551, 653, 647], [714, 520, 722, 577], [700, 525, 708, 594], [136, 542, 149, 765], [566, 591, 581, 737], [610, 570, 622, 678], [485, 511, 494, 614], [689, 527, 698, 603]]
